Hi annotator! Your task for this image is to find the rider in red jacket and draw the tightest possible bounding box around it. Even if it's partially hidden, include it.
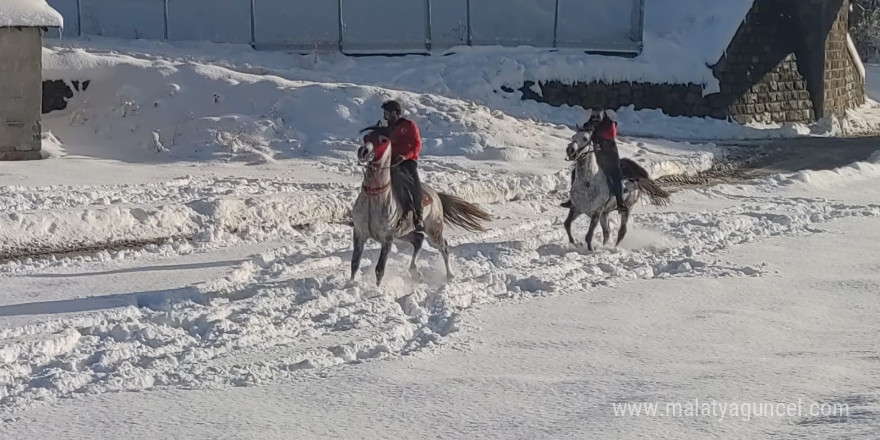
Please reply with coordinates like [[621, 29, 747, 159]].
[[590, 109, 626, 213], [562, 108, 627, 213], [376, 100, 425, 234]]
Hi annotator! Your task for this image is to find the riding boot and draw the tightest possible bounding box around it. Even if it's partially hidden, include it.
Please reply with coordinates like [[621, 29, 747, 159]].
[[413, 211, 426, 234], [605, 174, 627, 213], [596, 139, 627, 213], [612, 178, 627, 213], [412, 188, 426, 234], [400, 159, 426, 235]]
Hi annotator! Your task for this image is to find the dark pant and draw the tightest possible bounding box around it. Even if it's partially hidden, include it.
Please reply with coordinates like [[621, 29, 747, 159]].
[[595, 138, 625, 208], [396, 159, 423, 222]]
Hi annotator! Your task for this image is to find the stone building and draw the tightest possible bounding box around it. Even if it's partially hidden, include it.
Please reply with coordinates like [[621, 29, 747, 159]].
[[0, 0, 63, 160], [522, 0, 866, 125]]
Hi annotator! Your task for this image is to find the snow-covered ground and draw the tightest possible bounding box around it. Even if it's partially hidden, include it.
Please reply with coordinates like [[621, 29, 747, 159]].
[[1, 42, 880, 438]]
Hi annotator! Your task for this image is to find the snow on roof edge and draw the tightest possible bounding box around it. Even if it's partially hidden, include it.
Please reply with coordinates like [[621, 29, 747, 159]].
[[0, 0, 64, 28]]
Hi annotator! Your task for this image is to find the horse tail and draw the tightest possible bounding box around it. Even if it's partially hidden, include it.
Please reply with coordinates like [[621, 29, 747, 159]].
[[438, 193, 491, 232], [620, 158, 650, 180], [619, 158, 670, 206], [635, 178, 671, 207]]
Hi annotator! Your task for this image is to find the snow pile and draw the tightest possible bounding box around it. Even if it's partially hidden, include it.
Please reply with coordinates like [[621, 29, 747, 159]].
[[42, 47, 579, 164], [769, 149, 880, 189], [0, 204, 195, 259], [838, 64, 880, 136], [614, 107, 834, 140], [0, 175, 358, 259], [837, 103, 880, 136], [0, 0, 63, 27], [45, 39, 873, 144]]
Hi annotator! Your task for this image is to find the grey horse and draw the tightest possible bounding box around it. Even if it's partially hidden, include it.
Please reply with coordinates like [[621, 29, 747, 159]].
[[351, 131, 491, 285], [563, 126, 670, 251]]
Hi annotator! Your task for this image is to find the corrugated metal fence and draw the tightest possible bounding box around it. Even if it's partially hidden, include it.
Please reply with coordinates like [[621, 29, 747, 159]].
[[46, 0, 644, 54]]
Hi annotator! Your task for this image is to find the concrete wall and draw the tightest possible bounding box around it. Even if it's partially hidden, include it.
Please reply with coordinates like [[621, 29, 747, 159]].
[[0, 27, 43, 160]]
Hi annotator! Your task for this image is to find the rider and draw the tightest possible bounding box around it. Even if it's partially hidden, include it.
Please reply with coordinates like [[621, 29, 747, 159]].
[[562, 108, 627, 213], [377, 100, 426, 234]]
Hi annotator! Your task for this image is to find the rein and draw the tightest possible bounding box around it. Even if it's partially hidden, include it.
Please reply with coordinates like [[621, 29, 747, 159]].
[[358, 161, 401, 171], [363, 181, 391, 196], [568, 145, 595, 162], [358, 160, 399, 197]]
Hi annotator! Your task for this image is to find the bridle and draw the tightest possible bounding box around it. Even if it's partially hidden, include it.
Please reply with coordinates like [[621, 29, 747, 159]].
[[566, 131, 596, 162], [356, 129, 406, 196], [358, 145, 401, 197]]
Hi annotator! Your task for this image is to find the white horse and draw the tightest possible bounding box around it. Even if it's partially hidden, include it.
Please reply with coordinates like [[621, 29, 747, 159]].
[[563, 126, 670, 250], [352, 130, 491, 285]]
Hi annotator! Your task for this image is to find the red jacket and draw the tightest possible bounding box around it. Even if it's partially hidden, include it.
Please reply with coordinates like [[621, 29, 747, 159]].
[[590, 118, 617, 143], [362, 118, 422, 162], [387, 118, 421, 161]]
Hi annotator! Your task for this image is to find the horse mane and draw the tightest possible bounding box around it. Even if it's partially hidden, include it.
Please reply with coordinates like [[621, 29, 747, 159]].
[[359, 124, 392, 137]]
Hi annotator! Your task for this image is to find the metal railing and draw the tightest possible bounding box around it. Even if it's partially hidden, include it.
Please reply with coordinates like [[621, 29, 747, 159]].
[[47, 0, 644, 55]]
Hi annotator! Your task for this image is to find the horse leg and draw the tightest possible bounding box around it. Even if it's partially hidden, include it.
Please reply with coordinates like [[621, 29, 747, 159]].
[[564, 208, 581, 245], [375, 238, 393, 286], [407, 232, 425, 281], [585, 214, 600, 251], [616, 209, 630, 247], [600, 212, 611, 245], [440, 239, 454, 281], [351, 231, 365, 281]]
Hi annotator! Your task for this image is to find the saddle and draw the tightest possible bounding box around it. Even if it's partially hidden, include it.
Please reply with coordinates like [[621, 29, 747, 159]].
[[393, 190, 433, 229], [390, 168, 433, 209], [392, 188, 432, 208]]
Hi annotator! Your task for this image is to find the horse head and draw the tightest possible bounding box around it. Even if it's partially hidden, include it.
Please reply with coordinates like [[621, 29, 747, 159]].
[[566, 124, 594, 162], [358, 127, 391, 166]]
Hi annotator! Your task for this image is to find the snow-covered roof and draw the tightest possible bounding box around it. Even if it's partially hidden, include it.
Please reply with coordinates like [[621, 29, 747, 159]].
[[0, 0, 63, 28], [645, 0, 755, 66]]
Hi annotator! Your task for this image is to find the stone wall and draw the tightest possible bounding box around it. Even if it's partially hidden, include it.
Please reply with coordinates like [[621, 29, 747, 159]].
[[0, 27, 43, 160], [823, 1, 866, 118], [709, 0, 815, 124], [518, 0, 864, 125], [522, 81, 709, 118]]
